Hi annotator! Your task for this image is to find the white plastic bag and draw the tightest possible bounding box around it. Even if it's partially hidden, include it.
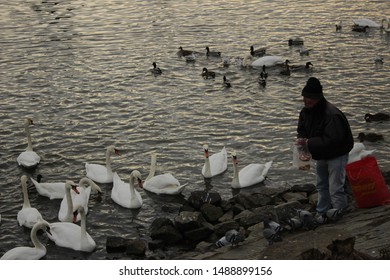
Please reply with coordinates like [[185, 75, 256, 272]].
[[292, 142, 311, 170]]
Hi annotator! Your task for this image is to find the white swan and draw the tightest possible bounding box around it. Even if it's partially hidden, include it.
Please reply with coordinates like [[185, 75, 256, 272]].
[[16, 118, 41, 168], [85, 145, 120, 183], [48, 206, 96, 252], [143, 153, 186, 195], [352, 18, 381, 28], [111, 170, 143, 209], [1, 221, 50, 260], [201, 144, 228, 178], [58, 180, 80, 222], [58, 177, 102, 222], [231, 151, 272, 189], [30, 174, 67, 200], [251, 55, 285, 67], [17, 175, 44, 228], [348, 143, 375, 164]]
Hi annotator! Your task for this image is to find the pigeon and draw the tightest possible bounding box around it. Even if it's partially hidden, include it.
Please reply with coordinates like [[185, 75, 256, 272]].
[[297, 209, 317, 230], [263, 220, 282, 245], [283, 216, 302, 232], [216, 227, 246, 248], [326, 208, 343, 222], [225, 227, 246, 246], [215, 236, 230, 248], [264, 218, 283, 233]]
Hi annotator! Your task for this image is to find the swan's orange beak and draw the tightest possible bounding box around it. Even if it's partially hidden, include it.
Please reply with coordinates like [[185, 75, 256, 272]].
[[114, 149, 121, 156], [204, 150, 209, 158], [72, 185, 80, 194], [232, 155, 238, 165]]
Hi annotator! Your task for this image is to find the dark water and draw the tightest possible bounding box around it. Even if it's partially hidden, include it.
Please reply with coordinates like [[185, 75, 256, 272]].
[[0, 0, 389, 259]]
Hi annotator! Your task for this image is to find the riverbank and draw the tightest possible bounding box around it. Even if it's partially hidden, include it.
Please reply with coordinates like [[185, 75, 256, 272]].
[[171, 171, 390, 260]]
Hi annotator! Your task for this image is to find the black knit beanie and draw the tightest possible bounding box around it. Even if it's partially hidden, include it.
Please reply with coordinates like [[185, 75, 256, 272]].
[[302, 77, 323, 99]]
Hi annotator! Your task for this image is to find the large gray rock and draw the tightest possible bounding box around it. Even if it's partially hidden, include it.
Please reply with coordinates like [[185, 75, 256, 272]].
[[187, 190, 222, 210], [174, 211, 206, 232], [200, 203, 224, 223], [150, 217, 183, 244]]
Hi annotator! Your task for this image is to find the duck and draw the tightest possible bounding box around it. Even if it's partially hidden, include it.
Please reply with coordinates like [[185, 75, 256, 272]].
[[201, 145, 228, 178], [357, 132, 384, 142], [150, 62, 162, 75], [374, 54, 384, 64], [143, 153, 186, 195], [250, 45, 266, 57], [1, 221, 50, 260], [58, 180, 81, 222], [111, 170, 143, 209], [288, 37, 304, 46], [231, 151, 272, 189], [364, 112, 390, 122], [259, 65, 268, 80], [17, 118, 41, 168], [205, 46, 221, 57], [251, 55, 286, 67], [290, 61, 313, 71], [85, 145, 120, 183], [348, 143, 375, 164], [222, 56, 230, 67], [201, 67, 216, 79], [298, 46, 312, 56], [336, 20, 343, 31], [258, 77, 266, 87], [48, 206, 96, 252], [223, 75, 231, 88], [58, 177, 102, 222], [183, 53, 196, 62], [177, 46, 194, 57], [352, 18, 381, 28], [17, 175, 45, 228], [279, 61, 291, 76], [352, 25, 369, 32]]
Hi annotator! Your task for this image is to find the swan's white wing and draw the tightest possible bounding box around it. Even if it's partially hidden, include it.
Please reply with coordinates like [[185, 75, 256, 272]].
[[17, 207, 43, 228], [1, 246, 46, 260], [238, 161, 272, 188], [85, 163, 112, 183], [144, 173, 184, 195], [111, 172, 142, 208], [48, 222, 83, 251], [17, 151, 40, 168], [30, 177, 65, 199], [252, 56, 284, 67], [209, 147, 228, 176], [352, 19, 381, 28], [202, 146, 228, 177]]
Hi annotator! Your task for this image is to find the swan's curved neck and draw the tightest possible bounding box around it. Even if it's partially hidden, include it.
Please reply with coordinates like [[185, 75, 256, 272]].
[[79, 209, 87, 240], [31, 224, 45, 250], [25, 122, 33, 151], [129, 175, 136, 195], [105, 150, 112, 173], [146, 155, 157, 181], [64, 187, 74, 222], [232, 158, 240, 187], [79, 178, 100, 192], [204, 151, 211, 177], [21, 180, 31, 208]]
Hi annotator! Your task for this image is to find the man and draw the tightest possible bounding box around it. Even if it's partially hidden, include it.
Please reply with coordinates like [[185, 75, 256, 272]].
[[296, 77, 354, 223]]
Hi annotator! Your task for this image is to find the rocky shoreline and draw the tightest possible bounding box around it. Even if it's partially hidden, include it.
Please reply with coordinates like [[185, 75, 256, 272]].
[[105, 171, 390, 260]]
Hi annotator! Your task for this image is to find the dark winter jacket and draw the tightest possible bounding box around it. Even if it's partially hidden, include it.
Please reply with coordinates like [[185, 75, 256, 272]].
[[297, 98, 354, 160]]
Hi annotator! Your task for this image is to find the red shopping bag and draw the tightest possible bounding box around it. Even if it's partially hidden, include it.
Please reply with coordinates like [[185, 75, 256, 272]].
[[345, 156, 390, 208]]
